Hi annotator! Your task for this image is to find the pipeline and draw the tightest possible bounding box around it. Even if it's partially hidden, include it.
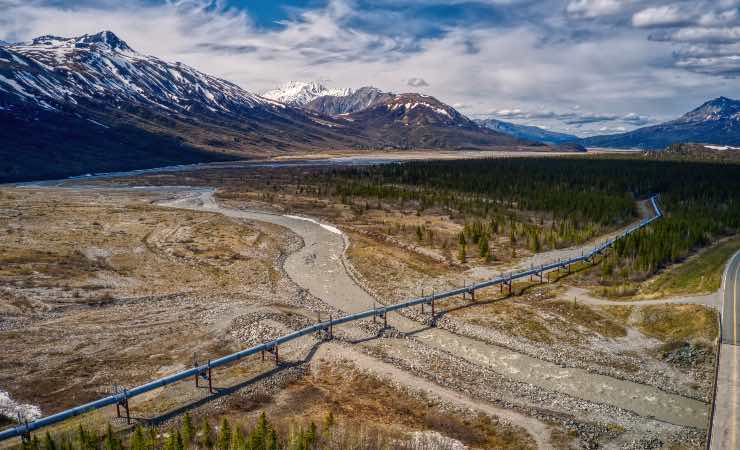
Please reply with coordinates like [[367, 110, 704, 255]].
[[0, 196, 662, 441]]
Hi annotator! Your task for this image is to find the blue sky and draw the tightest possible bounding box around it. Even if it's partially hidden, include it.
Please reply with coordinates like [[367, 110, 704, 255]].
[[2, 0, 739, 136]]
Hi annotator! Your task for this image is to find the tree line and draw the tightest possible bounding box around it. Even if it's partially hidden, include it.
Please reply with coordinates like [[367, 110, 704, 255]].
[[315, 157, 739, 274]]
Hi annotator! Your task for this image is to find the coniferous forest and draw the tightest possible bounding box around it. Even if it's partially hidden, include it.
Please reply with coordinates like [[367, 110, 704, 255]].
[[318, 157, 739, 279]]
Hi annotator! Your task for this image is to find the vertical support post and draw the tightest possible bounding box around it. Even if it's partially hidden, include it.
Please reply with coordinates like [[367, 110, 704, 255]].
[[470, 289, 475, 302], [207, 360, 213, 394], [383, 311, 387, 329], [20, 418, 30, 444], [329, 315, 333, 340], [123, 390, 130, 425], [274, 345, 279, 366], [261, 350, 265, 361], [193, 354, 199, 388]]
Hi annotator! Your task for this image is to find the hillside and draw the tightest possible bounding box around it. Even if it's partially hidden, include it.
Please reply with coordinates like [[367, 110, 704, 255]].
[[0, 33, 368, 181], [477, 118, 578, 144], [580, 97, 740, 150]]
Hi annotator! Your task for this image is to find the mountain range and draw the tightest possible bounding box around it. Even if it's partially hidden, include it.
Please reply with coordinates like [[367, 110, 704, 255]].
[[578, 97, 740, 149], [475, 118, 578, 145], [0, 30, 736, 182], [0, 32, 543, 182]]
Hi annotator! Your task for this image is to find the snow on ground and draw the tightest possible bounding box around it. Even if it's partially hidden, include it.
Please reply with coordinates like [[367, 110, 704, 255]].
[[0, 389, 41, 422], [284, 214, 342, 235]]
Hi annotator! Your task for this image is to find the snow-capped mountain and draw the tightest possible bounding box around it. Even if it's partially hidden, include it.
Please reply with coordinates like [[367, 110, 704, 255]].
[[1, 31, 283, 114], [0, 31, 369, 182], [580, 97, 740, 149], [305, 86, 392, 116], [262, 81, 351, 107], [0, 31, 552, 182], [341, 92, 529, 149], [267, 82, 538, 148], [477, 118, 577, 145]]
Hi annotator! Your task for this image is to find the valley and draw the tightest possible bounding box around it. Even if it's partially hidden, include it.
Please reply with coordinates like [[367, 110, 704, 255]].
[[1, 152, 736, 449], [1, 6, 740, 449]]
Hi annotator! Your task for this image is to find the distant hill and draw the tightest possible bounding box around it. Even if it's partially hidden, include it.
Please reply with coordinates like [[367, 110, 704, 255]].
[[643, 143, 740, 162], [580, 97, 740, 150], [477, 118, 578, 144]]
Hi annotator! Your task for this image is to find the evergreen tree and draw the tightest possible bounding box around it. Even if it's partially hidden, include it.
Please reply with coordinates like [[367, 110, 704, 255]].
[[230, 427, 245, 450], [217, 418, 231, 450], [458, 242, 466, 263], [322, 411, 334, 435], [130, 426, 146, 450], [181, 413, 194, 448], [200, 420, 213, 450], [478, 236, 490, 260], [104, 424, 121, 450], [304, 422, 317, 449], [43, 432, 56, 450]]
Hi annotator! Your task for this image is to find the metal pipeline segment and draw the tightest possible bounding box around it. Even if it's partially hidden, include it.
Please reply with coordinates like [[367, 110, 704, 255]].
[[0, 196, 661, 441]]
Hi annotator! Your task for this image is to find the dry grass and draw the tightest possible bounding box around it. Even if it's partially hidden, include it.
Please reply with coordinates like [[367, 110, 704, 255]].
[[221, 361, 536, 450], [0, 188, 292, 414], [634, 304, 718, 343]]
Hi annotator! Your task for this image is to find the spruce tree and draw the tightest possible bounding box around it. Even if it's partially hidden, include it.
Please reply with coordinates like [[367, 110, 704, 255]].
[[181, 413, 194, 448], [43, 432, 56, 450], [217, 418, 231, 450], [200, 420, 213, 449]]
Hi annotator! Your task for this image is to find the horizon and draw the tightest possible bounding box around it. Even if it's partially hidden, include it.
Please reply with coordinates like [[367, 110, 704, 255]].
[[2, 0, 739, 137]]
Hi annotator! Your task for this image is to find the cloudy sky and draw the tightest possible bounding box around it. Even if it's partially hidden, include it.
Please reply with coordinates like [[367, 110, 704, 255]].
[[2, 0, 739, 136]]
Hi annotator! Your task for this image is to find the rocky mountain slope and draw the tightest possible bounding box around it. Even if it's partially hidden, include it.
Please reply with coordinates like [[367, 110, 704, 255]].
[[262, 81, 534, 148], [477, 118, 578, 145], [340, 92, 529, 149], [305, 86, 393, 116], [0, 31, 550, 182], [579, 97, 740, 149], [262, 81, 351, 107], [0, 32, 371, 181]]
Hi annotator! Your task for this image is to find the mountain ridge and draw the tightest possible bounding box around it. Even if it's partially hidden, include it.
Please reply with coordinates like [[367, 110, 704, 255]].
[[579, 97, 740, 149], [0, 31, 549, 182], [476, 118, 578, 145]]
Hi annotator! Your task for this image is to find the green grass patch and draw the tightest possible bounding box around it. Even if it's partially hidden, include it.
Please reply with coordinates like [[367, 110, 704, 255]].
[[641, 235, 740, 296]]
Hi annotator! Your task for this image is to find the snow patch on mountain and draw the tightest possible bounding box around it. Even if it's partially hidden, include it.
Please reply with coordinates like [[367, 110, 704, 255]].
[[1, 31, 283, 114], [263, 81, 352, 106]]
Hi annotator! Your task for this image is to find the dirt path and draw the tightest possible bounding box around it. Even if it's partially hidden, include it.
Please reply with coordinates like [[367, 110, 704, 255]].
[[162, 190, 708, 430], [564, 286, 721, 308]]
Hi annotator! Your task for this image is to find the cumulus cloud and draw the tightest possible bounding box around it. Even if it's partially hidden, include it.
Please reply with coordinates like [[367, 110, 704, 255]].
[[0, 0, 738, 135], [566, 0, 632, 19], [632, 5, 691, 28], [407, 77, 429, 87]]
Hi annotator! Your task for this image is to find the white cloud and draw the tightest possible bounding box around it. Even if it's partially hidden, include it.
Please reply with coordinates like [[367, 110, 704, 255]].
[[0, 0, 738, 136], [566, 0, 631, 18], [632, 5, 689, 28]]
